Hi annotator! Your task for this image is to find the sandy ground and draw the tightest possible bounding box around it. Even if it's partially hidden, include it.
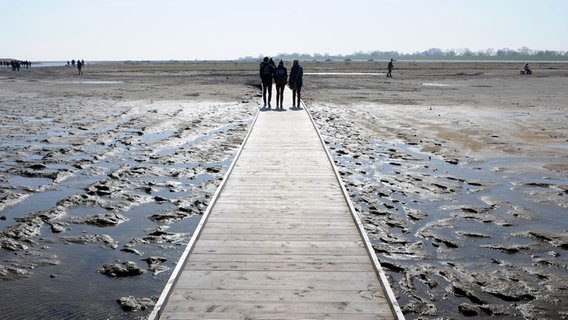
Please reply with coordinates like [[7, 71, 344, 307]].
[[0, 61, 567, 319]]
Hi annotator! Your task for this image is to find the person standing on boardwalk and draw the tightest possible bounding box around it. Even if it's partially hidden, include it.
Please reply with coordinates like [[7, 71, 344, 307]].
[[289, 59, 303, 108], [259, 57, 275, 108], [274, 60, 288, 109], [387, 58, 394, 78]]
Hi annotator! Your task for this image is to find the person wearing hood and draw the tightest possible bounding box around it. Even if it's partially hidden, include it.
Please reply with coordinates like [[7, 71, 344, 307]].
[[288, 59, 303, 108], [274, 60, 288, 109], [259, 57, 276, 108]]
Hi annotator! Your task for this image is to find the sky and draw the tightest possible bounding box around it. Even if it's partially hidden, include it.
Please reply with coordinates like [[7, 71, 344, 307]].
[[2, 0, 567, 61]]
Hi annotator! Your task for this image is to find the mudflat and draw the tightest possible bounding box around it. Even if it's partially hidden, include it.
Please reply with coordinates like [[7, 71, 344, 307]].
[[0, 61, 566, 319]]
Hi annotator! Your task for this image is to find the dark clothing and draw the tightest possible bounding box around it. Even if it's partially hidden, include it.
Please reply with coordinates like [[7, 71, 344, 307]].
[[289, 64, 304, 107], [274, 65, 287, 108], [275, 85, 285, 108], [260, 62, 275, 84], [274, 65, 287, 86], [260, 61, 275, 107], [387, 60, 394, 78], [289, 64, 303, 89]]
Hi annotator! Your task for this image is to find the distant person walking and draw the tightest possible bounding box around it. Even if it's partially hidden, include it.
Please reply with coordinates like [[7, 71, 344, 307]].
[[77, 59, 83, 75], [387, 59, 394, 78], [259, 57, 275, 108], [289, 59, 303, 108], [274, 60, 288, 109]]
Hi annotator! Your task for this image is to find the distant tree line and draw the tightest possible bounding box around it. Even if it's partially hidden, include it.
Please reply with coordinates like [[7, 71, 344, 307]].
[[240, 47, 567, 61], [394, 47, 566, 57]]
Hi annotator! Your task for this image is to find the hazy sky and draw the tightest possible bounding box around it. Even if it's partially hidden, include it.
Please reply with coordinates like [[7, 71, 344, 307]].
[[2, 0, 567, 61]]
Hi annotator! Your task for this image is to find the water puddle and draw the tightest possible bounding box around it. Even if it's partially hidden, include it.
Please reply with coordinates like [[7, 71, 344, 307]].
[[19, 116, 56, 122], [71, 80, 124, 84], [139, 130, 176, 144], [548, 144, 568, 150], [305, 72, 384, 76], [1, 189, 78, 226], [314, 111, 568, 319], [422, 82, 450, 87], [10, 176, 53, 190]]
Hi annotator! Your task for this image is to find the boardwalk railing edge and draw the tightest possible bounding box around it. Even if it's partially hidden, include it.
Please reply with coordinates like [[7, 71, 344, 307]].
[[302, 101, 406, 320], [147, 109, 262, 320]]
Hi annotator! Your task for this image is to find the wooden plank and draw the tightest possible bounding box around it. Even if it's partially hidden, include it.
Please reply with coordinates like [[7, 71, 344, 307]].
[[198, 233, 360, 241], [209, 207, 350, 213], [204, 215, 350, 222], [187, 253, 375, 264], [193, 228, 355, 236], [202, 223, 355, 230], [162, 307, 391, 320], [162, 312, 389, 320], [167, 288, 385, 303], [175, 270, 382, 291], [202, 224, 356, 232], [211, 202, 350, 210], [208, 211, 350, 218], [202, 219, 354, 227], [191, 240, 366, 255], [186, 260, 375, 272], [162, 301, 392, 319]]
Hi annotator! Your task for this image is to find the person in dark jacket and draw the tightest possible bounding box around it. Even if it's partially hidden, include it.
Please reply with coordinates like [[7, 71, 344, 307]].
[[523, 63, 532, 74], [259, 57, 276, 108], [288, 59, 303, 108], [387, 58, 394, 78], [274, 60, 288, 109]]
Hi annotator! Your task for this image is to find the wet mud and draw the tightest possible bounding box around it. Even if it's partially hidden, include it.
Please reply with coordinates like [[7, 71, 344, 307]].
[[309, 103, 567, 319], [0, 68, 259, 318], [1, 61, 567, 319]]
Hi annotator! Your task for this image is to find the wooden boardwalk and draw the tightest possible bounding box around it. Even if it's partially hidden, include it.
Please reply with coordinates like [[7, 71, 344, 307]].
[[149, 87, 404, 320]]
